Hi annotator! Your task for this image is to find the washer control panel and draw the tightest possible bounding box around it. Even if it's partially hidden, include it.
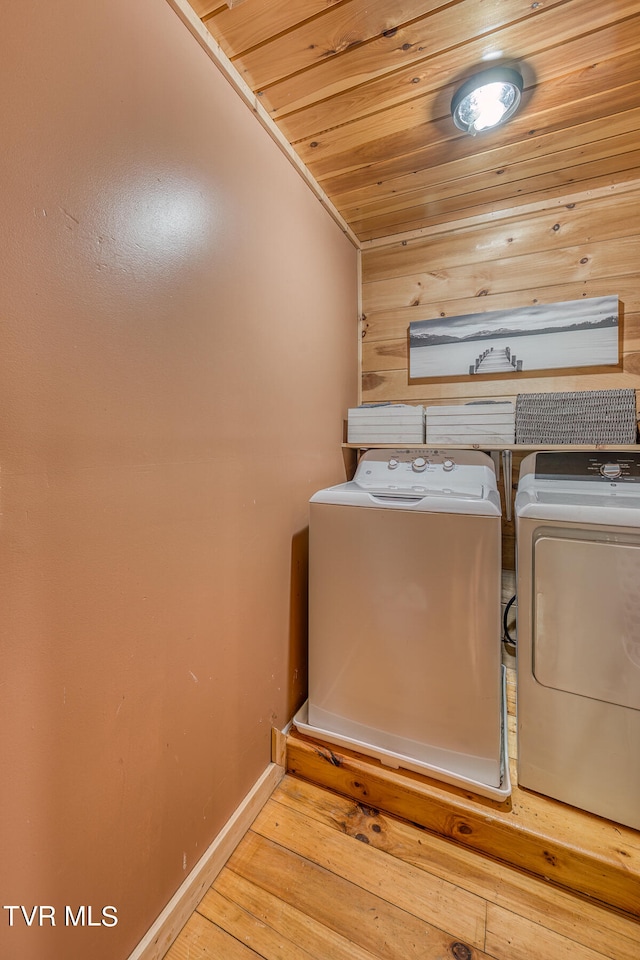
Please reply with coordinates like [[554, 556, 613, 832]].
[[358, 450, 459, 482], [350, 449, 497, 500], [331, 448, 501, 513]]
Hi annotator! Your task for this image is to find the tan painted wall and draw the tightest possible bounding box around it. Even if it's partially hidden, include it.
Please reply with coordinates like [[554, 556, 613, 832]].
[[0, 2, 357, 958]]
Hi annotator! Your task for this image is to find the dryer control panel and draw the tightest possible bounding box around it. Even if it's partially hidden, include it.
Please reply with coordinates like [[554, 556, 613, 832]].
[[534, 451, 640, 482]]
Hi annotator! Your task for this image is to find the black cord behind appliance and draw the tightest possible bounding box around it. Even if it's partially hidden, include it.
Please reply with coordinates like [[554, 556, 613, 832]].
[[503, 594, 517, 647]]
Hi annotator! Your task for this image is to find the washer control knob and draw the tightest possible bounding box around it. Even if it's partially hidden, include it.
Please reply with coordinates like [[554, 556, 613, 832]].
[[412, 457, 428, 472], [442, 459, 455, 472], [388, 458, 399, 470], [600, 462, 622, 479]]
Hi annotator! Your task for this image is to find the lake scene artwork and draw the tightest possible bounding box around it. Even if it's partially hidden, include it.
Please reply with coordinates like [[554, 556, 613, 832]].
[[409, 295, 619, 380]]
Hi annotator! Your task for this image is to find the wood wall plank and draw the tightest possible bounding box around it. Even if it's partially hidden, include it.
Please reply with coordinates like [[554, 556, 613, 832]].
[[362, 326, 640, 372], [362, 277, 640, 342], [363, 236, 640, 312], [362, 193, 640, 281], [361, 365, 640, 404]]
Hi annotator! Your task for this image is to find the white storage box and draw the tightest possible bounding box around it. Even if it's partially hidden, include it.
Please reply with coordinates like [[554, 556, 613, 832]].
[[347, 404, 424, 443], [425, 401, 515, 445]]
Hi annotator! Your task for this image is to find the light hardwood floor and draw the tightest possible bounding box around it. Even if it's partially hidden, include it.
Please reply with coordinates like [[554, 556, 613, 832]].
[[164, 573, 639, 958], [165, 772, 640, 960]]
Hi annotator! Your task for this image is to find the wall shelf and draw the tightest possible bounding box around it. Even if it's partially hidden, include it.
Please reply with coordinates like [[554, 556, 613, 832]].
[[343, 442, 639, 452]]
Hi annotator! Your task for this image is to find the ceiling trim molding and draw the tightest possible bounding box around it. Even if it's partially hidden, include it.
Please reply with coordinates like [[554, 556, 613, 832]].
[[165, 0, 361, 249]]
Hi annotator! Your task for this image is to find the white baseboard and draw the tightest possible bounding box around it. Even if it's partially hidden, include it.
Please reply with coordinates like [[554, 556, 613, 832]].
[[127, 762, 284, 960]]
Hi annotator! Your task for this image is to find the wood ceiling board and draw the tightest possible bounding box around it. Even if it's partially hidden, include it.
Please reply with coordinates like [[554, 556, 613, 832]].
[[258, 0, 566, 120], [190, 1, 223, 18], [331, 107, 640, 212], [351, 160, 640, 240], [204, 0, 344, 59], [185, 0, 640, 244], [303, 69, 640, 203], [332, 163, 640, 243], [278, 9, 640, 142], [264, 0, 552, 120], [272, 0, 586, 128], [341, 133, 640, 228], [323, 98, 640, 202], [297, 47, 640, 177], [229, 0, 453, 92]]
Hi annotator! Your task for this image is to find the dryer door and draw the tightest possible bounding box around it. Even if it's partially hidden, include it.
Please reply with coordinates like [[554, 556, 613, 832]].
[[533, 530, 640, 710]]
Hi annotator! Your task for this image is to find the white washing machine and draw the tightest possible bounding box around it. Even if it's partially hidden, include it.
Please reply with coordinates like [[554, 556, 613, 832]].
[[294, 448, 510, 800], [516, 451, 640, 829]]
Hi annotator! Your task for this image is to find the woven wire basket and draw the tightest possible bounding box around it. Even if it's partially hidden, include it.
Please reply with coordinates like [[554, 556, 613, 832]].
[[515, 389, 638, 444]]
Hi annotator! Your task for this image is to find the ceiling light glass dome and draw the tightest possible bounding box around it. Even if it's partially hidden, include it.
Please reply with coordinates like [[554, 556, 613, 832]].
[[451, 67, 523, 135]]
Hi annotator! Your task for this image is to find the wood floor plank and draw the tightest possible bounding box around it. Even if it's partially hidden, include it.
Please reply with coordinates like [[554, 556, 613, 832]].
[[486, 903, 620, 960], [163, 911, 262, 960], [250, 793, 487, 948], [207, 869, 384, 960], [196, 886, 317, 960], [164, 774, 640, 960], [271, 777, 640, 960], [286, 732, 640, 917], [227, 829, 489, 960]]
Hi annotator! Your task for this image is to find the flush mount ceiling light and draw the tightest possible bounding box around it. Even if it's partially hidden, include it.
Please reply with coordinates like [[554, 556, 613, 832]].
[[451, 67, 523, 135]]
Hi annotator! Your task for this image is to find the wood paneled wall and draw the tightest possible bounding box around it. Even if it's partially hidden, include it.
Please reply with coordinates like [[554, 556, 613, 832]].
[[360, 178, 640, 566]]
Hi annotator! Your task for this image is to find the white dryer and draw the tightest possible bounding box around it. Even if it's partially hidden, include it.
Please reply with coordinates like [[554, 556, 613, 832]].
[[516, 451, 640, 829], [295, 448, 510, 800]]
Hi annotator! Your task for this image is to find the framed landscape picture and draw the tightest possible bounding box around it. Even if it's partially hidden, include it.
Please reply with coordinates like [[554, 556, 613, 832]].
[[408, 295, 619, 380]]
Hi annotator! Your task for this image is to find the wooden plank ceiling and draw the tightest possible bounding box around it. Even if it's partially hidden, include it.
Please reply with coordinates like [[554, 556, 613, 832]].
[[189, 0, 640, 243]]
